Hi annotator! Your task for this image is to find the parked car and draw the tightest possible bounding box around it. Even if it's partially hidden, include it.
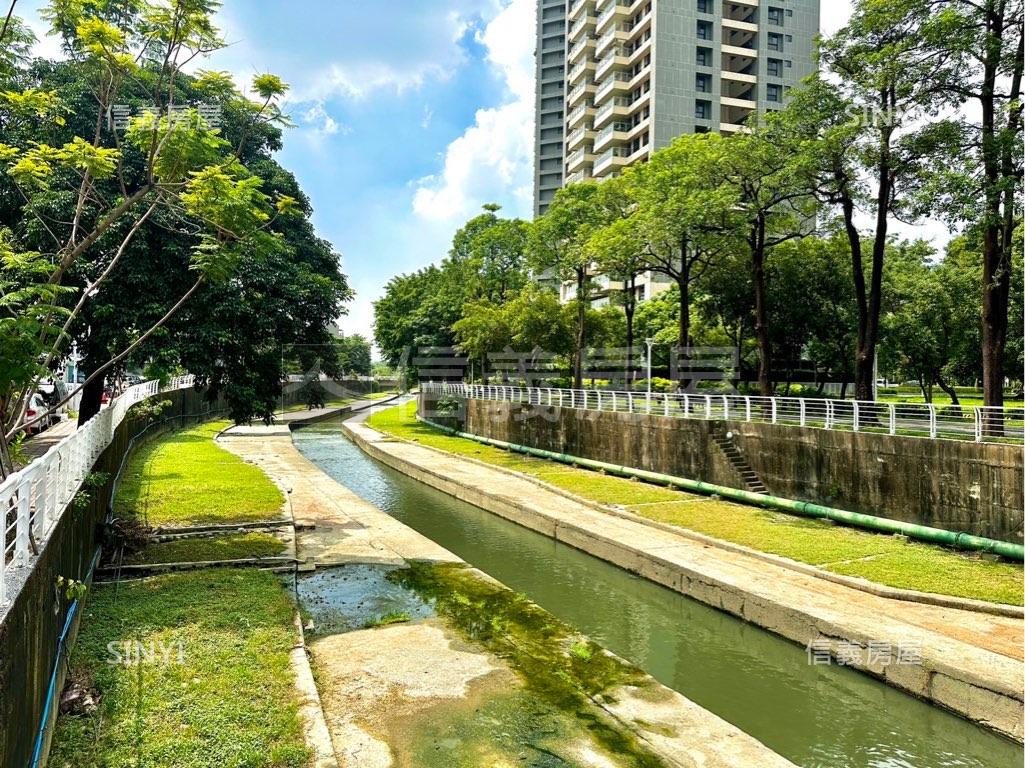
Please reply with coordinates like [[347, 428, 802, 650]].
[[24, 394, 59, 436]]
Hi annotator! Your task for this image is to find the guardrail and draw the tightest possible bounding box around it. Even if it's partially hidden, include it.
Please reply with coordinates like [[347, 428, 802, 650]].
[[0, 375, 194, 604], [422, 382, 1024, 445]]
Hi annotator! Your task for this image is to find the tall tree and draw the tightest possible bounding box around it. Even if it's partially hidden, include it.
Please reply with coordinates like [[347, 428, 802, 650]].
[[527, 182, 604, 388], [898, 0, 1023, 415], [808, 3, 958, 401], [714, 126, 814, 396], [624, 134, 739, 383]]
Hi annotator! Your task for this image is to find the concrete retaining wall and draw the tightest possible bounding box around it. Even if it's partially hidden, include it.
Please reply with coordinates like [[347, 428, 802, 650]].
[[425, 394, 1024, 542], [0, 388, 219, 768]]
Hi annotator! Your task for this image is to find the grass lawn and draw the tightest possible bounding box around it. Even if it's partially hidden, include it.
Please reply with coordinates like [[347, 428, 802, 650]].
[[124, 532, 287, 565], [368, 402, 1023, 606], [115, 421, 284, 527], [50, 569, 308, 768]]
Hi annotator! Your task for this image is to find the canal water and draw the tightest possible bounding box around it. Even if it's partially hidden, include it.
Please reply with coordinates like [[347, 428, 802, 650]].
[[293, 422, 1023, 768]]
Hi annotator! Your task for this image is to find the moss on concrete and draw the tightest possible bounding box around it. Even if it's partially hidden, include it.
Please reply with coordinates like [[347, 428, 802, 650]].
[[390, 561, 664, 767]]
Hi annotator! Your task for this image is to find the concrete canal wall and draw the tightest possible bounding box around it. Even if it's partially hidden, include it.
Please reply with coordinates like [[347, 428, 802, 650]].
[[430, 395, 1024, 542]]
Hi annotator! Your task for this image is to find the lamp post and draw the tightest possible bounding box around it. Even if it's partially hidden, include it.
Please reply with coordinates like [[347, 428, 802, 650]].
[[645, 338, 654, 412]]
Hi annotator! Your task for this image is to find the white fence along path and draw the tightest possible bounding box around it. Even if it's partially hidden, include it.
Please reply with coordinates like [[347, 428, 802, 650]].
[[422, 382, 1024, 445], [0, 376, 194, 605]]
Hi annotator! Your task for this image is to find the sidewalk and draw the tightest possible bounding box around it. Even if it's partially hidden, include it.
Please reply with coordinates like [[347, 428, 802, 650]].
[[343, 416, 1024, 743]]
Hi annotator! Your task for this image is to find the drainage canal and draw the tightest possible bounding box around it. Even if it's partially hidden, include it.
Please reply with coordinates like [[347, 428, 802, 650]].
[[293, 422, 1022, 768]]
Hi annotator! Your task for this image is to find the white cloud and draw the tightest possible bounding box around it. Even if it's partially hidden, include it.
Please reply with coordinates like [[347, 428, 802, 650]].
[[301, 102, 346, 136], [412, 0, 535, 222]]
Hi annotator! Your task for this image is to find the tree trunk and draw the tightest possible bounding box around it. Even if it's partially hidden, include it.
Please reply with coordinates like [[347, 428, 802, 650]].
[[78, 370, 105, 425], [936, 373, 962, 419], [625, 274, 636, 386], [750, 218, 773, 397], [574, 267, 586, 389]]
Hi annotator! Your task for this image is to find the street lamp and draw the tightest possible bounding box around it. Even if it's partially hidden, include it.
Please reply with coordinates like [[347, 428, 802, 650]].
[[645, 338, 654, 412]]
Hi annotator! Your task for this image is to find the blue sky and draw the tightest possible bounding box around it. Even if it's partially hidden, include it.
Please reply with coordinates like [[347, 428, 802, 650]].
[[20, 0, 881, 347]]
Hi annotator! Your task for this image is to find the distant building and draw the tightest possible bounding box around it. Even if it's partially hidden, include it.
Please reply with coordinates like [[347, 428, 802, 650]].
[[533, 0, 822, 303]]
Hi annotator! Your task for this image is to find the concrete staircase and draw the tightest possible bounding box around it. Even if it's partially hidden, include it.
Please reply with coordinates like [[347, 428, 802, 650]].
[[711, 429, 768, 494]]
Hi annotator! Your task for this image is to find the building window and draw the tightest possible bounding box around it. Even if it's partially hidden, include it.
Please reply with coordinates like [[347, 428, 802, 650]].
[[697, 0, 712, 12], [766, 84, 782, 102], [697, 20, 712, 40], [694, 124, 710, 133], [695, 99, 711, 119], [696, 73, 711, 93], [786, 59, 793, 68], [767, 58, 782, 77], [696, 46, 712, 66], [767, 32, 783, 51], [767, 6, 783, 25]]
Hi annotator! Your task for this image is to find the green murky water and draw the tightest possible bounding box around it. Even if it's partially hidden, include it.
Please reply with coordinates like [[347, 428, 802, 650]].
[[293, 422, 1023, 768]]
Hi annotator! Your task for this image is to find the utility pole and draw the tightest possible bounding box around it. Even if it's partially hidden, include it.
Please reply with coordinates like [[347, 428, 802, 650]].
[[645, 338, 654, 412]]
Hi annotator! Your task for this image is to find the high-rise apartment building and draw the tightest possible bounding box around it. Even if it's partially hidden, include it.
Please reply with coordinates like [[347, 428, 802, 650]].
[[534, 0, 569, 217], [533, 0, 820, 216]]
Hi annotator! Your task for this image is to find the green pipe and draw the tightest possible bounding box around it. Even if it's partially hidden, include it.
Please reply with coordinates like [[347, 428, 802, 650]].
[[421, 417, 1025, 562]]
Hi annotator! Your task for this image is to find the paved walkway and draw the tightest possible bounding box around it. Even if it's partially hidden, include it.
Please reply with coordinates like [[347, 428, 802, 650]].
[[19, 418, 75, 464], [344, 415, 1024, 742]]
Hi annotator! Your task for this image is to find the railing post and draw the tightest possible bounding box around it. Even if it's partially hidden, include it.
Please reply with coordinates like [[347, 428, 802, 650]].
[[571, 389, 576, 409], [889, 404, 897, 436], [974, 408, 982, 442], [771, 398, 778, 424], [853, 400, 860, 432], [799, 399, 806, 427], [929, 405, 937, 438], [683, 393, 690, 418], [597, 390, 602, 411], [745, 396, 751, 422], [664, 393, 670, 417], [612, 392, 617, 412], [825, 400, 833, 430], [704, 395, 712, 419], [15, 484, 31, 566], [722, 395, 729, 421], [628, 392, 633, 412]]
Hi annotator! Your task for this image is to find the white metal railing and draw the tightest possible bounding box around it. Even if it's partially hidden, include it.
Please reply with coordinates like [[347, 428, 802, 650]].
[[422, 382, 1025, 445], [0, 375, 195, 605]]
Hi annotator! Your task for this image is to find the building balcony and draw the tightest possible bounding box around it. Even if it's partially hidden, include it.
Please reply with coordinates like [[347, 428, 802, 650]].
[[722, 17, 758, 34], [592, 120, 631, 152], [722, 78, 756, 100], [720, 121, 753, 134], [569, 0, 597, 22], [568, 37, 596, 64], [568, 60, 596, 85], [596, 24, 631, 57], [722, 69, 757, 85], [721, 95, 757, 110], [594, 71, 632, 104], [565, 169, 589, 185], [566, 146, 594, 172], [567, 104, 597, 128], [595, 47, 630, 80], [592, 145, 630, 176], [568, 14, 597, 42], [596, 2, 630, 34], [721, 42, 758, 59], [568, 81, 597, 106], [566, 125, 596, 151], [722, 27, 757, 50], [593, 96, 631, 128]]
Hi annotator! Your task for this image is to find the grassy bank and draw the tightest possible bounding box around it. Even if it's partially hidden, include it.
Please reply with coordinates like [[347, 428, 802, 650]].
[[115, 421, 284, 527], [123, 532, 287, 565], [368, 402, 1023, 606], [50, 570, 308, 768]]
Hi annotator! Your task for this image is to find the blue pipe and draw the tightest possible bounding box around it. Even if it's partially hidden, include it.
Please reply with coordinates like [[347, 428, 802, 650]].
[[30, 546, 101, 768]]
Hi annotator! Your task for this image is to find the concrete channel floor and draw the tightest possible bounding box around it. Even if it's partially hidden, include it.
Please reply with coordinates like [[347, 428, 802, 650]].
[[218, 423, 802, 768], [341, 415, 1024, 743]]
